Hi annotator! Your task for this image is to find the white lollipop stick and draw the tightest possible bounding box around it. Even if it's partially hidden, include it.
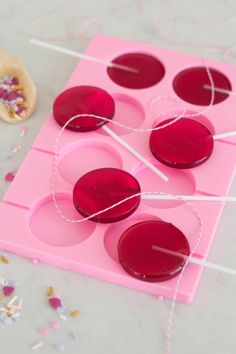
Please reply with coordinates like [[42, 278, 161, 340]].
[[203, 84, 236, 97], [142, 193, 236, 202], [152, 245, 236, 275], [30, 38, 138, 73], [102, 125, 169, 182], [213, 130, 236, 140]]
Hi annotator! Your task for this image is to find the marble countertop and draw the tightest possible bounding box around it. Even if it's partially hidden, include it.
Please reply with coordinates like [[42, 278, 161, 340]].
[[1, 1, 236, 353]]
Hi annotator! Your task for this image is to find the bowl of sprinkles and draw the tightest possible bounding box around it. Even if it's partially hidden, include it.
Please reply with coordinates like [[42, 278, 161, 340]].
[[0, 49, 36, 123]]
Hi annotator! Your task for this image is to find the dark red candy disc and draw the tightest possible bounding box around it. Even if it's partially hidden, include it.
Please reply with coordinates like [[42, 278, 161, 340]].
[[53, 86, 115, 132], [173, 67, 231, 106], [73, 168, 141, 223], [107, 53, 165, 89], [118, 220, 190, 282], [149, 118, 214, 169]]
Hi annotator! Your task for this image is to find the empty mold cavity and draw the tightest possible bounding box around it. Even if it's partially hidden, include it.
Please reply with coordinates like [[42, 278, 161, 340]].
[[29, 193, 96, 247], [152, 109, 215, 135], [98, 93, 145, 136], [58, 140, 123, 185], [107, 52, 165, 89], [173, 66, 231, 106], [134, 163, 196, 208], [104, 213, 161, 262]]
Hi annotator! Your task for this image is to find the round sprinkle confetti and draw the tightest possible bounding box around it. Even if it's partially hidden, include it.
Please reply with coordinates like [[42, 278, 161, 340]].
[[51, 321, 60, 329], [39, 326, 49, 336], [56, 343, 65, 352], [32, 258, 39, 264]]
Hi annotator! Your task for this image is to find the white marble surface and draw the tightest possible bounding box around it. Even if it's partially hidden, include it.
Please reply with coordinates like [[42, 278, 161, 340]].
[[1, 0, 236, 353]]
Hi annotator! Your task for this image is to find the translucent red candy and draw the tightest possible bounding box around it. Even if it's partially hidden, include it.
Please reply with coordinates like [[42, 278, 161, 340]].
[[173, 67, 231, 106], [149, 118, 214, 169], [118, 220, 190, 282], [107, 53, 165, 89], [73, 168, 141, 223], [53, 86, 115, 132]]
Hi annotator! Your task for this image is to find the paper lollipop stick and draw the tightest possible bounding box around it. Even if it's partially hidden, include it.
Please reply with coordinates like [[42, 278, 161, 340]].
[[141, 193, 236, 202], [151, 245, 236, 275], [30, 38, 138, 73], [102, 125, 168, 181], [203, 84, 236, 97]]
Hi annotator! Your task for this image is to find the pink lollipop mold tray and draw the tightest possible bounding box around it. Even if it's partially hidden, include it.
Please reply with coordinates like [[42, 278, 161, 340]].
[[1, 35, 236, 303]]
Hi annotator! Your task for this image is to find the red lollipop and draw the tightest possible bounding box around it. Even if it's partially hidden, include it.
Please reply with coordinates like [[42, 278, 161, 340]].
[[73, 168, 141, 223], [149, 118, 214, 169], [173, 66, 231, 106], [53, 85, 115, 132], [118, 220, 190, 282], [107, 53, 165, 89]]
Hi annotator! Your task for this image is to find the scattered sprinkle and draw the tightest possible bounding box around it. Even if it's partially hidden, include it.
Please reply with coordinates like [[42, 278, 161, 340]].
[[8, 295, 18, 306], [59, 315, 67, 321], [56, 343, 65, 352], [2, 285, 15, 297], [39, 326, 49, 336], [12, 145, 22, 154], [0, 295, 3, 301], [47, 287, 54, 298], [20, 125, 28, 137], [51, 321, 60, 329], [71, 332, 80, 342], [49, 297, 62, 310], [32, 341, 44, 351], [4, 171, 16, 183], [70, 310, 80, 318], [0, 76, 27, 118], [32, 258, 39, 264], [0, 255, 10, 264]]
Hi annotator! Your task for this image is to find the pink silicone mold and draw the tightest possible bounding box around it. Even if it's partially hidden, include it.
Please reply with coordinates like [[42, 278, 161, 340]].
[[1, 35, 236, 303]]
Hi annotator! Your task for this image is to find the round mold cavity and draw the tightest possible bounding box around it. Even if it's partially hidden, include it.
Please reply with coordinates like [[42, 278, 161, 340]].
[[104, 213, 162, 263], [29, 193, 96, 247], [98, 93, 145, 136], [134, 163, 196, 209], [173, 66, 232, 106], [151, 109, 215, 135], [58, 140, 123, 185], [107, 52, 165, 89]]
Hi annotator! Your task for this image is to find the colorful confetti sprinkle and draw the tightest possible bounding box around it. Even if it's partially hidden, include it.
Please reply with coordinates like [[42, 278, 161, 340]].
[[32, 341, 44, 351], [4, 171, 16, 182], [39, 326, 49, 336], [0, 76, 27, 118], [51, 321, 60, 329], [69, 310, 80, 318]]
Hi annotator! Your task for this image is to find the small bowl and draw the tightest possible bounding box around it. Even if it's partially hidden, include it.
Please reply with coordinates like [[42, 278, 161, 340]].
[[0, 49, 36, 123]]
